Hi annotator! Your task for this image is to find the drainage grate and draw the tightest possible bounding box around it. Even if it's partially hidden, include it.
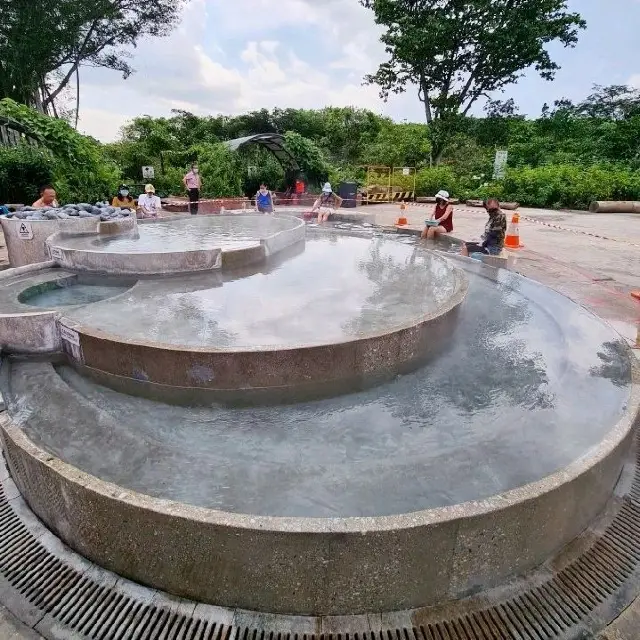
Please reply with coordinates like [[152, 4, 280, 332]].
[[2, 444, 640, 639]]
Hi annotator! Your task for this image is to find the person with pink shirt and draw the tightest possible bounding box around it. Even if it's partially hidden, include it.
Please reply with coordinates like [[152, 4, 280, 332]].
[[183, 163, 202, 215]]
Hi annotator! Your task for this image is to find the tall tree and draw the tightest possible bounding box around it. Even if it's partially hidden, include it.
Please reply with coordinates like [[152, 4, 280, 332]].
[[360, 0, 586, 163], [0, 0, 185, 118]]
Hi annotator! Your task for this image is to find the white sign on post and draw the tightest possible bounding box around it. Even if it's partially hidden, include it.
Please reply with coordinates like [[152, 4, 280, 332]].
[[142, 166, 155, 179], [493, 150, 508, 180], [18, 221, 33, 240], [402, 167, 411, 176]]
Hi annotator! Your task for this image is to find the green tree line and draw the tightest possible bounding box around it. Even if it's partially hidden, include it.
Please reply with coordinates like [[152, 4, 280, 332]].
[[2, 84, 640, 209]]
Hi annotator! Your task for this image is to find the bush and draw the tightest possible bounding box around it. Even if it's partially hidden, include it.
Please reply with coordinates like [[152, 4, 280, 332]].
[[500, 164, 640, 209], [415, 166, 462, 198], [0, 145, 54, 204], [0, 99, 121, 203], [190, 143, 243, 198]]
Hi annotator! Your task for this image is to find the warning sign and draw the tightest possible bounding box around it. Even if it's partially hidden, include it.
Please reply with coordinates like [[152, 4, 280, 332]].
[[60, 325, 80, 346], [50, 247, 63, 261], [18, 221, 33, 240]]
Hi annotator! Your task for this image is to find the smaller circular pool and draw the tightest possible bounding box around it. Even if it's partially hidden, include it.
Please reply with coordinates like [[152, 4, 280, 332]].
[[21, 282, 131, 308], [46, 214, 306, 275]]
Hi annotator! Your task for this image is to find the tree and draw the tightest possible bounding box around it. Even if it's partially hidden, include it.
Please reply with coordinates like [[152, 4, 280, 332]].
[[0, 0, 184, 119], [360, 0, 586, 163]]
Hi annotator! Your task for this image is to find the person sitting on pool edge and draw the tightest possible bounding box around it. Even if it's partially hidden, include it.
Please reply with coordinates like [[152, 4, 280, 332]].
[[421, 190, 453, 240], [112, 184, 136, 210], [311, 183, 343, 223], [461, 198, 507, 259]]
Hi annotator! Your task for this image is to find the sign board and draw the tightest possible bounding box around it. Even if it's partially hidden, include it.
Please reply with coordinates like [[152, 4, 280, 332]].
[[50, 246, 63, 261], [18, 221, 33, 240], [60, 325, 80, 347], [142, 166, 155, 180], [402, 167, 411, 176], [493, 150, 508, 180]]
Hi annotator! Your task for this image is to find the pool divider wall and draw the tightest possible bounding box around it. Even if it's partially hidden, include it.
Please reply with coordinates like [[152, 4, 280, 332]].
[[0, 360, 637, 616], [0, 216, 134, 268], [54, 268, 468, 402]]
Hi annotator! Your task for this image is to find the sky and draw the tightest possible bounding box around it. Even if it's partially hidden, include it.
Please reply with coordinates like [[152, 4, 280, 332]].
[[77, 0, 640, 142]]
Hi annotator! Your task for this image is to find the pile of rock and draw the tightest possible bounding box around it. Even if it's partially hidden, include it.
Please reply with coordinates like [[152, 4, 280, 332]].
[[2, 203, 134, 222]]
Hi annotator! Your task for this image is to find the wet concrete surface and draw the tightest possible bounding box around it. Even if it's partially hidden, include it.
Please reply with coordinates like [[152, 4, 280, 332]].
[[63, 233, 461, 349], [4, 258, 632, 518]]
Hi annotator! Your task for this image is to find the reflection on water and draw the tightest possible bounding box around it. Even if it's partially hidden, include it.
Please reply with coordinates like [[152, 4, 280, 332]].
[[56, 216, 298, 254], [65, 234, 463, 348], [23, 284, 130, 308], [11, 249, 632, 518]]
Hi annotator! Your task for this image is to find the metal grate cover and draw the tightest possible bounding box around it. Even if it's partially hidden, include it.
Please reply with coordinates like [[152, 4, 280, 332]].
[[2, 441, 640, 639]]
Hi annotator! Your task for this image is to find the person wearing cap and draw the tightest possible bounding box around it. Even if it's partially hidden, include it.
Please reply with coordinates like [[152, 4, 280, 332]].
[[112, 185, 136, 210], [421, 190, 454, 240], [461, 198, 507, 259], [137, 184, 162, 219], [311, 183, 343, 223]]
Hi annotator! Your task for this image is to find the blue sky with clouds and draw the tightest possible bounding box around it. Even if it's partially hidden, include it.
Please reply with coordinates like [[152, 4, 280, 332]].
[[77, 0, 640, 141]]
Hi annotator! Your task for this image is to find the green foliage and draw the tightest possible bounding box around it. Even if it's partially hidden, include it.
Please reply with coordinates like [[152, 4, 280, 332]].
[[415, 166, 461, 199], [361, 0, 585, 161], [283, 131, 330, 187], [192, 143, 243, 198], [363, 123, 431, 167], [0, 99, 120, 202], [500, 164, 640, 209], [0, 146, 54, 204], [0, 0, 184, 115]]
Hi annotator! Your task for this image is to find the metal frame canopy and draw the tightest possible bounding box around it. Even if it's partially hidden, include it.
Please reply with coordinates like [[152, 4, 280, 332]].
[[224, 133, 301, 173]]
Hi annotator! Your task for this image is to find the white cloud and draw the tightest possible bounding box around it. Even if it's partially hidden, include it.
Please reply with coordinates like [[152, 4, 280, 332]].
[[77, 0, 392, 141]]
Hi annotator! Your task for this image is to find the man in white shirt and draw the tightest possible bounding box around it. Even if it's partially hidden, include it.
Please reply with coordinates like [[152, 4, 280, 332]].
[[137, 184, 162, 219]]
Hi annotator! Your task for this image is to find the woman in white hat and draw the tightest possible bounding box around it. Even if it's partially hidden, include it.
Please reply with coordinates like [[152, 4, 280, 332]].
[[421, 190, 454, 240], [137, 184, 162, 219], [311, 183, 343, 223]]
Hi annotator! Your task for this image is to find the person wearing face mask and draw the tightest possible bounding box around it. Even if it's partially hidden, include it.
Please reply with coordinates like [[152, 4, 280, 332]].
[[112, 185, 136, 210], [183, 163, 202, 215], [461, 198, 507, 259], [255, 183, 275, 214]]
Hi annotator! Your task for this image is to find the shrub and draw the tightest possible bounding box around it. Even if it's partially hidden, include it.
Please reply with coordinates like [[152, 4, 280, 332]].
[[0, 145, 54, 204], [500, 164, 640, 209], [0, 99, 120, 203], [415, 166, 462, 198]]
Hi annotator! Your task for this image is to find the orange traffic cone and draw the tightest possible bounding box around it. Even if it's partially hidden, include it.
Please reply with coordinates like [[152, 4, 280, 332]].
[[396, 203, 408, 226], [505, 213, 523, 249]]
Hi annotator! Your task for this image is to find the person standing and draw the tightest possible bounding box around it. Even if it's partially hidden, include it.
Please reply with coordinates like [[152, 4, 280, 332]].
[[137, 184, 162, 219], [255, 183, 275, 214], [32, 185, 59, 209], [183, 163, 202, 215]]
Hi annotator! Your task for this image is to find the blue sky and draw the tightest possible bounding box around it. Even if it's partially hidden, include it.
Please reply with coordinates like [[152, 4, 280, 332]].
[[77, 0, 640, 141]]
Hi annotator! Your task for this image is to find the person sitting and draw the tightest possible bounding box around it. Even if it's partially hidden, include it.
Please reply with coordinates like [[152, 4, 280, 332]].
[[311, 183, 343, 222], [461, 198, 507, 259], [255, 183, 275, 214], [137, 184, 162, 219], [32, 185, 59, 209], [421, 190, 453, 239], [112, 185, 136, 210]]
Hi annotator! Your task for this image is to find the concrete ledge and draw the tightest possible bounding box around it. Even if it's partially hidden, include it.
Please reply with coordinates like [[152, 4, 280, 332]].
[[1, 352, 637, 615], [56, 264, 468, 401]]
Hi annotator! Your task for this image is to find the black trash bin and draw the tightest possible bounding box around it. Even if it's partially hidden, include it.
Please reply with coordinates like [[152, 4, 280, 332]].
[[339, 182, 357, 209]]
